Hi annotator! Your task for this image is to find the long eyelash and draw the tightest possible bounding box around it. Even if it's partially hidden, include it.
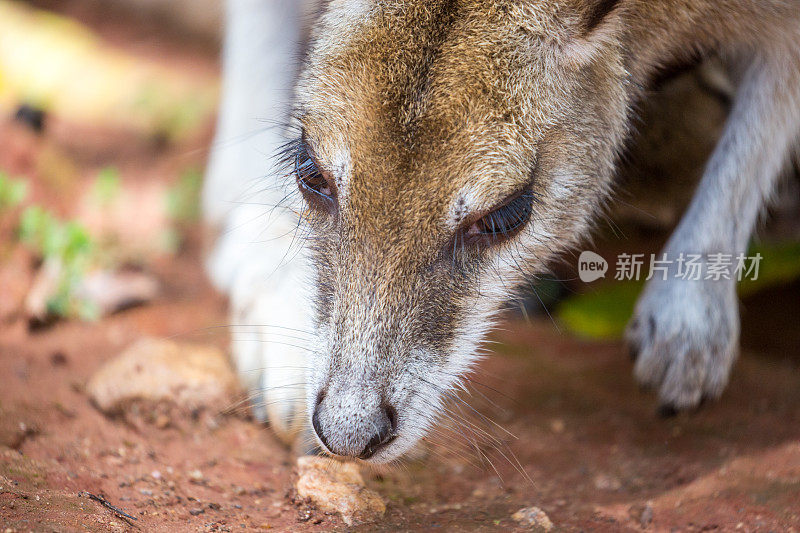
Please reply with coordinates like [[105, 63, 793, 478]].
[[295, 151, 330, 200], [477, 191, 535, 238], [275, 136, 304, 173], [285, 137, 334, 203]]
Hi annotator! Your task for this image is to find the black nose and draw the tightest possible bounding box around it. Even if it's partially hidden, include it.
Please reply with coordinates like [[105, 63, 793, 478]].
[[359, 404, 397, 459], [311, 402, 332, 451], [311, 395, 398, 459]]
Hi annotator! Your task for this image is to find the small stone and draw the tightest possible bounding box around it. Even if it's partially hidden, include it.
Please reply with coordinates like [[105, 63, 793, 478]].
[[0, 417, 37, 450], [86, 338, 237, 415], [50, 351, 68, 366], [512, 507, 553, 531], [471, 487, 487, 498], [25, 264, 159, 321], [640, 501, 654, 528], [154, 414, 170, 429], [189, 508, 204, 516], [75, 270, 160, 317], [295, 456, 385, 526], [593, 473, 622, 491]]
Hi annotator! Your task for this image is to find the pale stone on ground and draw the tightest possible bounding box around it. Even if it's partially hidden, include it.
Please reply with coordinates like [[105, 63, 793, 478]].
[[512, 506, 554, 531], [87, 338, 236, 414], [26, 263, 159, 321], [75, 270, 160, 317], [295, 456, 386, 526]]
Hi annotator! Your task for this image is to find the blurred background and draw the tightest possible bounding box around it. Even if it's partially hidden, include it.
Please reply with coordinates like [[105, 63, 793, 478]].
[[0, 0, 221, 326], [1, 1, 799, 531]]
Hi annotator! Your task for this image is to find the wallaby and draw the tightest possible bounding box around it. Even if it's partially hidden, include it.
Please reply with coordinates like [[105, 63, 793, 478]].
[[204, 0, 800, 462]]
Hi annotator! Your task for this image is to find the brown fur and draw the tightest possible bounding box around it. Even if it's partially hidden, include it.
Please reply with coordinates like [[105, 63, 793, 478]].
[[281, 0, 799, 459], [297, 0, 792, 332]]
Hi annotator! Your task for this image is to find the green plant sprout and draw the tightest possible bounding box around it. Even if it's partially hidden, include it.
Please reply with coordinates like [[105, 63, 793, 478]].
[[18, 205, 98, 320], [166, 167, 202, 223], [0, 172, 29, 211]]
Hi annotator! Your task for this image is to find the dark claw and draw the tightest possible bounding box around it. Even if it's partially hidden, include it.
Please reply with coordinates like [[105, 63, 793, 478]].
[[629, 345, 640, 362], [657, 403, 679, 418]]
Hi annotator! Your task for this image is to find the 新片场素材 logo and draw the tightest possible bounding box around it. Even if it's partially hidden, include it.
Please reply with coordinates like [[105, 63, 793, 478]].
[[578, 251, 608, 283], [578, 251, 763, 283]]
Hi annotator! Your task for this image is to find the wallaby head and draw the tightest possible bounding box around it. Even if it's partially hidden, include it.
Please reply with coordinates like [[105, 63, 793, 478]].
[[290, 0, 632, 462]]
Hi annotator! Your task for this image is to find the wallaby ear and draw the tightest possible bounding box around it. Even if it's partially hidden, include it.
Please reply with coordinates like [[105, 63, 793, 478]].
[[563, 0, 624, 67]]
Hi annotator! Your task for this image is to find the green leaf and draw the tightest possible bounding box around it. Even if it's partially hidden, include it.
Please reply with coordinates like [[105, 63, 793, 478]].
[[166, 167, 202, 222], [0, 173, 29, 211], [17, 205, 97, 320], [557, 281, 643, 341], [738, 241, 800, 297]]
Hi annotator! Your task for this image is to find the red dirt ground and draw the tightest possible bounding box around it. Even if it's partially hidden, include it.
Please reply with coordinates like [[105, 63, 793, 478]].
[[1, 3, 799, 532]]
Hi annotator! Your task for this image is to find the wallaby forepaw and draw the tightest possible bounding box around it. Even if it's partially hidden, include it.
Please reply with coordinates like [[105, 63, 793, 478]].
[[626, 277, 739, 413], [230, 293, 311, 447]]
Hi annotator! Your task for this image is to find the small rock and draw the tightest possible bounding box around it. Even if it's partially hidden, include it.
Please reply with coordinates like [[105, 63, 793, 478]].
[[189, 508, 204, 516], [24, 259, 61, 322], [86, 338, 237, 416], [295, 456, 385, 526], [25, 260, 161, 323], [640, 501, 654, 528], [25, 263, 159, 321], [50, 351, 68, 366], [549, 419, 565, 434], [593, 473, 622, 491], [0, 417, 38, 450], [512, 507, 553, 531], [75, 269, 160, 317], [154, 414, 170, 429]]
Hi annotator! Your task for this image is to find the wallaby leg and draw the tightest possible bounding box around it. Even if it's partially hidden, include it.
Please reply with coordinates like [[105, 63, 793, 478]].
[[203, 0, 312, 443], [627, 42, 800, 411]]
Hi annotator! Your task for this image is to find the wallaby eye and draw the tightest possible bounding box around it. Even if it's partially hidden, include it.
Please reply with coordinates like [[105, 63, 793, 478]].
[[467, 191, 534, 243], [296, 141, 335, 206]]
